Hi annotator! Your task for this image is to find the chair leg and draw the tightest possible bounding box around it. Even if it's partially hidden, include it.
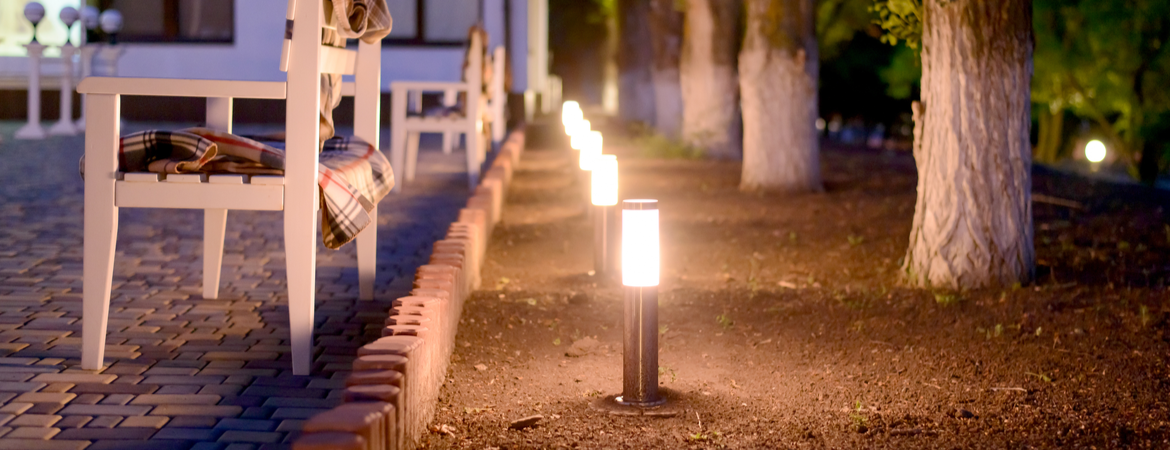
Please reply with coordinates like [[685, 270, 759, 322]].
[[82, 94, 120, 371], [390, 90, 407, 193], [442, 90, 457, 154], [405, 131, 420, 183], [203, 209, 227, 299], [357, 205, 377, 301], [285, 208, 318, 376], [466, 127, 482, 190]]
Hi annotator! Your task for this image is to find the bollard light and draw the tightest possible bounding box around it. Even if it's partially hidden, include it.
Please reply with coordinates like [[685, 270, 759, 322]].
[[591, 156, 619, 277], [617, 200, 663, 407], [578, 131, 603, 171], [591, 199, 678, 415], [562, 101, 583, 127], [1085, 140, 1106, 163], [568, 119, 591, 144]]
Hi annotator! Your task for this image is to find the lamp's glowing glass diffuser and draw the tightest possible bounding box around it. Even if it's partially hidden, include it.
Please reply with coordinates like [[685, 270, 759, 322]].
[[579, 131, 603, 170], [591, 155, 618, 206], [1085, 140, 1106, 163], [562, 101, 583, 128], [622, 200, 660, 287], [569, 120, 592, 148]]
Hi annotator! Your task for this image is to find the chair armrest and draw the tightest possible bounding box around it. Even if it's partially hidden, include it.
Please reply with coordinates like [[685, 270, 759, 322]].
[[389, 81, 469, 93], [77, 77, 287, 99]]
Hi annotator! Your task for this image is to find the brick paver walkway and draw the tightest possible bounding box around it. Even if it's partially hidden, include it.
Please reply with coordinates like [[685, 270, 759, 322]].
[[0, 122, 468, 450]]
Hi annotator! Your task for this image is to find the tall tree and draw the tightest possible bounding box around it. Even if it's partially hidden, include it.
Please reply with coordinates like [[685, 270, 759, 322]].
[[884, 0, 1035, 289], [739, 0, 821, 192], [680, 0, 742, 159], [648, 0, 684, 138], [618, 0, 657, 124]]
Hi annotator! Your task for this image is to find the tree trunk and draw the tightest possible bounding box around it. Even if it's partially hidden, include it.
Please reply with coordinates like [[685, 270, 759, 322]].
[[903, 0, 1035, 289], [649, 0, 684, 138], [618, 0, 657, 125], [680, 0, 742, 159], [603, 3, 620, 114], [1034, 107, 1063, 164], [738, 0, 821, 192]]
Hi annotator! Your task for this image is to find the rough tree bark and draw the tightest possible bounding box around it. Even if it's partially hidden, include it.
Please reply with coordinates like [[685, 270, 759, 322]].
[[903, 0, 1035, 289], [681, 0, 742, 159], [649, 0, 684, 138], [618, 0, 657, 124], [738, 0, 821, 192]]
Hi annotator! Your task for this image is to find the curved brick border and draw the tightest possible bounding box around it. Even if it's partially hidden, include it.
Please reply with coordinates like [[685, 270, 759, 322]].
[[292, 129, 525, 450]]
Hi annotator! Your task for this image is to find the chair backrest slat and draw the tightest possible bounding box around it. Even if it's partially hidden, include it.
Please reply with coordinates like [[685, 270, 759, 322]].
[[320, 45, 358, 75]]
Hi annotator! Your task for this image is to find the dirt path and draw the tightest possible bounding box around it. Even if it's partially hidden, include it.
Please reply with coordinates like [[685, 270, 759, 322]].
[[421, 123, 1169, 449]]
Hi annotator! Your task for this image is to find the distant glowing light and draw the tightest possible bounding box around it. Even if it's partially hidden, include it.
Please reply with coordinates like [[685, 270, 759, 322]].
[[1085, 140, 1106, 163], [568, 120, 592, 146], [815, 118, 826, 131], [562, 101, 583, 128], [579, 131, 602, 170], [591, 155, 618, 206], [622, 200, 659, 287]]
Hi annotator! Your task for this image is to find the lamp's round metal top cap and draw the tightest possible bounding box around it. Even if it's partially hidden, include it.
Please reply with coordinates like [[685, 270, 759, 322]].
[[623, 199, 658, 210]]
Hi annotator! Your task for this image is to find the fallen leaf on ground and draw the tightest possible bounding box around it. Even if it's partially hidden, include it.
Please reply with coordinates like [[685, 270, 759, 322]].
[[475, 364, 488, 371]]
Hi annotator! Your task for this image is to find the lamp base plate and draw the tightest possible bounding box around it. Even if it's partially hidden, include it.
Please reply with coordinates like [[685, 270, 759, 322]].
[[590, 388, 683, 417]]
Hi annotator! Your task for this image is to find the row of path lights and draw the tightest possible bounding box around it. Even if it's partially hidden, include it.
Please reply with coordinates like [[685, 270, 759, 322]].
[[16, 2, 122, 140], [559, 101, 679, 415]]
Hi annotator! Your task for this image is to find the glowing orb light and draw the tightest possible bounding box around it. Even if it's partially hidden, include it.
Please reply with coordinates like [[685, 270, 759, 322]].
[[1085, 140, 1106, 163]]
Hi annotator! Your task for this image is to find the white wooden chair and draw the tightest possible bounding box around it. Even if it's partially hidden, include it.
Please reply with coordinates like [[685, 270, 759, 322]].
[[439, 46, 507, 153], [389, 31, 487, 192], [78, 0, 381, 375]]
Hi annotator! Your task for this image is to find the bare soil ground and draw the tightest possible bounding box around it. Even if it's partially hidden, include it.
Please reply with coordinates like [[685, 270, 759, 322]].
[[421, 123, 1170, 449]]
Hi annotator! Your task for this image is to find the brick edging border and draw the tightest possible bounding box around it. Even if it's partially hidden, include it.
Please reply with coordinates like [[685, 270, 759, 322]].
[[291, 128, 526, 450]]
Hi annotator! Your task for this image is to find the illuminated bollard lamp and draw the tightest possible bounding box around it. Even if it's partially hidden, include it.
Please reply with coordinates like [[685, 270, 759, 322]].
[[593, 199, 681, 416], [577, 131, 602, 206], [591, 155, 619, 278]]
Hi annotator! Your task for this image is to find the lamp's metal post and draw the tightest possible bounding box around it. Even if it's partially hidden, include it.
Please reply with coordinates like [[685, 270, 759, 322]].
[[620, 284, 661, 405], [593, 205, 616, 277]]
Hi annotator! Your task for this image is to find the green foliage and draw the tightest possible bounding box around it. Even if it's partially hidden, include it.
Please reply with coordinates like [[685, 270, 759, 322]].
[[817, 0, 877, 60], [870, 0, 922, 49], [879, 43, 921, 99], [1033, 0, 1170, 182]]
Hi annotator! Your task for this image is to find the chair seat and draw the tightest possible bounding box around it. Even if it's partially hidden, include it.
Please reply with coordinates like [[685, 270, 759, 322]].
[[115, 172, 291, 211]]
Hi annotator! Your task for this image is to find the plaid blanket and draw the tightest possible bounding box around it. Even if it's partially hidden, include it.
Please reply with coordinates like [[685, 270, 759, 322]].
[[84, 128, 393, 250]]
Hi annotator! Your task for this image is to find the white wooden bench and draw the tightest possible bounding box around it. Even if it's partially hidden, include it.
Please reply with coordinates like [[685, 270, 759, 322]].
[[78, 0, 382, 375]]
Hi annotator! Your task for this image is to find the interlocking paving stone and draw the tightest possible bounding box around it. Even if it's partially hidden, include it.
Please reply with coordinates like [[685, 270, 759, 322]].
[[119, 416, 170, 428], [150, 405, 243, 417], [0, 439, 90, 450], [268, 408, 326, 420], [132, 395, 222, 405], [85, 416, 122, 428], [0, 404, 30, 415], [69, 383, 159, 395], [6, 426, 60, 439], [0, 382, 46, 392], [215, 418, 277, 432], [31, 374, 116, 384], [218, 430, 283, 443], [8, 414, 61, 427], [59, 404, 152, 416], [52, 416, 90, 429], [153, 427, 222, 441], [57, 427, 158, 440]]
